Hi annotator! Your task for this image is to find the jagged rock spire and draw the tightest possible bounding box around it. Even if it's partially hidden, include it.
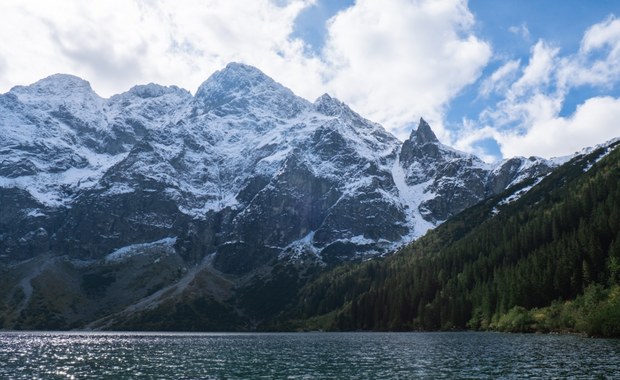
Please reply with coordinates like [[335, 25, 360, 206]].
[[399, 117, 441, 170], [411, 118, 438, 144]]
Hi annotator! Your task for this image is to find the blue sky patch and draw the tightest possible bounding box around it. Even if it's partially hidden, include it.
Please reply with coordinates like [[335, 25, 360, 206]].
[[292, 0, 355, 54]]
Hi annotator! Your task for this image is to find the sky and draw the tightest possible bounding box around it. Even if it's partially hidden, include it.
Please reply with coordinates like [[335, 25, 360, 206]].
[[1, 0, 620, 162]]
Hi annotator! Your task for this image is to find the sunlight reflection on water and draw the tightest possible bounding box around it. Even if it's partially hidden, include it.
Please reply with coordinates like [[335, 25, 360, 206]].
[[0, 331, 619, 379]]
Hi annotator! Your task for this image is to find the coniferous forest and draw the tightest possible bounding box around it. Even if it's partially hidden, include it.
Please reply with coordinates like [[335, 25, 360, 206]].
[[274, 141, 620, 337]]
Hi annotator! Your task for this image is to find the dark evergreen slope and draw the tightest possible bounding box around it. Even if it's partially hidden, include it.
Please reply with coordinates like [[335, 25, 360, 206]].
[[275, 139, 620, 336]]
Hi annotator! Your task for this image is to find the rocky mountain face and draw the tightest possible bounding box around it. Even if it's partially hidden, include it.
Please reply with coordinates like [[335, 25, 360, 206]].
[[0, 63, 558, 329], [398, 119, 556, 223]]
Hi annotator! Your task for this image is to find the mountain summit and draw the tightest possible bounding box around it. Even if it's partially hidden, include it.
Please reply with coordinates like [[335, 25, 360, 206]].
[[195, 62, 278, 98], [195, 62, 308, 118], [412, 118, 438, 144], [11, 73, 95, 98]]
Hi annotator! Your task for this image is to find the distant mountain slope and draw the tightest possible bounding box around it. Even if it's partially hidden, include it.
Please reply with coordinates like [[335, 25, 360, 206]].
[[277, 139, 620, 336]]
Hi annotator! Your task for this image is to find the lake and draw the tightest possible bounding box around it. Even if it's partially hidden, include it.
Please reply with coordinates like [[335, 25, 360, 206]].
[[0, 331, 618, 379]]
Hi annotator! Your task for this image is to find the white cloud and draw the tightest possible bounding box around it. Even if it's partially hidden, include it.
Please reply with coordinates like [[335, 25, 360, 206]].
[[581, 15, 620, 53], [0, 0, 490, 144], [461, 17, 620, 160], [511, 41, 558, 96], [0, 0, 324, 99], [452, 121, 500, 162], [498, 96, 620, 158], [559, 16, 620, 89], [321, 0, 491, 140], [508, 23, 530, 41], [479, 59, 520, 97], [474, 41, 563, 138], [10, 0, 616, 161]]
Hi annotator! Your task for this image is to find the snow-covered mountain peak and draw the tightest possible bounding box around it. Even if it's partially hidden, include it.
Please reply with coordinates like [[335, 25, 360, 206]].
[[10, 74, 97, 102], [195, 62, 285, 100], [314, 93, 347, 116], [194, 62, 274, 99], [313, 93, 382, 138], [193, 62, 310, 118], [8, 73, 104, 123]]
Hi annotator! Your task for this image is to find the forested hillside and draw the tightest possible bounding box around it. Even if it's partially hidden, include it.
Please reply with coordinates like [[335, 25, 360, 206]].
[[275, 140, 620, 337]]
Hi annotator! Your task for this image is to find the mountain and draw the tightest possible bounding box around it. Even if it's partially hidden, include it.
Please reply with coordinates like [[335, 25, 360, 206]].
[[397, 118, 556, 224], [0, 63, 557, 330], [275, 138, 620, 336]]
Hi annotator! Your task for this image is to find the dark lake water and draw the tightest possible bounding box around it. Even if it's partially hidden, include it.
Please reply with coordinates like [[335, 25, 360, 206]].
[[0, 331, 618, 379]]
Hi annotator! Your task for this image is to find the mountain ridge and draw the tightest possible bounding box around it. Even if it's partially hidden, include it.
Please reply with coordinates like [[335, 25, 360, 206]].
[[1, 63, 557, 262], [0, 63, 568, 330]]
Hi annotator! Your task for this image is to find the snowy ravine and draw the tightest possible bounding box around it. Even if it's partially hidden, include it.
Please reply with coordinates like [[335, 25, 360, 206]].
[[1, 62, 557, 269]]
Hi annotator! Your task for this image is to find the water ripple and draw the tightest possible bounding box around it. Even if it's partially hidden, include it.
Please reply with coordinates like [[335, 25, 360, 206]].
[[0, 331, 618, 379]]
